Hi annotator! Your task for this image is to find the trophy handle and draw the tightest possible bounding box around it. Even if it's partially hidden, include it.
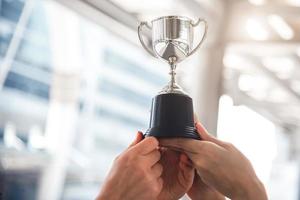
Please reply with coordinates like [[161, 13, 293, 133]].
[[188, 18, 208, 57], [138, 22, 157, 57]]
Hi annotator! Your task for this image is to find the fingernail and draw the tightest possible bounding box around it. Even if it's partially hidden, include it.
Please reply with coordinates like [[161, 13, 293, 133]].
[[138, 131, 144, 135], [138, 131, 146, 139], [196, 122, 205, 130], [193, 113, 199, 123]]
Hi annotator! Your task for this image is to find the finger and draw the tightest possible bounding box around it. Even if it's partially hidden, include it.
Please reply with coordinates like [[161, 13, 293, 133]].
[[151, 163, 163, 177], [193, 116, 214, 141], [179, 156, 195, 185], [179, 153, 193, 167], [158, 146, 168, 154], [192, 174, 226, 199], [159, 138, 202, 154], [144, 149, 161, 165], [195, 122, 227, 147], [179, 157, 193, 172], [133, 137, 159, 155], [193, 174, 210, 189], [128, 131, 144, 148], [157, 177, 163, 192]]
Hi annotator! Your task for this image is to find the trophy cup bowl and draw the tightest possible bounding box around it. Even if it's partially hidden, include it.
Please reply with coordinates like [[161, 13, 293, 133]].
[[138, 16, 207, 139]]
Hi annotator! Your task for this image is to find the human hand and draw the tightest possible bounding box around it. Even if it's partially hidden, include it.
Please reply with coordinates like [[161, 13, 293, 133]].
[[159, 122, 268, 200], [187, 172, 225, 200], [96, 132, 163, 200], [157, 148, 194, 200]]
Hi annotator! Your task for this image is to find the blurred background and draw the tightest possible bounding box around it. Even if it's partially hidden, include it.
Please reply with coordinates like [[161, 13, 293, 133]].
[[0, 0, 300, 199]]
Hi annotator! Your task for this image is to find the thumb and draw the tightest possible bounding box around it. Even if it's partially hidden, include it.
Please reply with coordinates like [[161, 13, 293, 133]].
[[128, 131, 144, 148], [179, 153, 193, 167], [179, 153, 195, 186], [195, 122, 227, 147], [132, 136, 159, 155]]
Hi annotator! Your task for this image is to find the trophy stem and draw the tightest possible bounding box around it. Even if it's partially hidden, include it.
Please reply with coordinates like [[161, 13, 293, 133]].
[[159, 56, 185, 94], [169, 63, 176, 90], [169, 56, 177, 92]]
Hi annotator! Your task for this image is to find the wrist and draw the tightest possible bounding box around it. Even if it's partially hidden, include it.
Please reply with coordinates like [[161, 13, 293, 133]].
[[96, 192, 119, 200], [96, 181, 120, 200], [234, 178, 267, 200], [188, 187, 225, 200]]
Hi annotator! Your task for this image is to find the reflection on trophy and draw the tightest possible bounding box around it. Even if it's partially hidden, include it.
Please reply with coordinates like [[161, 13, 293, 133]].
[[138, 16, 207, 139]]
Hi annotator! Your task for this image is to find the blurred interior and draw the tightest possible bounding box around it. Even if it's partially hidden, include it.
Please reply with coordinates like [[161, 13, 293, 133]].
[[1, 0, 300, 199]]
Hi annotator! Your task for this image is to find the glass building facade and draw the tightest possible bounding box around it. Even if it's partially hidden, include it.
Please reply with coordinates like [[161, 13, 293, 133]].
[[0, 0, 167, 199]]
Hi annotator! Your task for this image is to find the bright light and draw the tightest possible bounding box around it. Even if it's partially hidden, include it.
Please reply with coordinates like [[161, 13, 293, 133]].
[[287, 0, 300, 7], [223, 53, 255, 71], [268, 88, 289, 103], [111, 0, 174, 12], [268, 15, 294, 40], [248, 0, 265, 5], [246, 18, 269, 40], [291, 80, 300, 92], [296, 47, 300, 57], [29, 126, 45, 149], [238, 74, 255, 91], [223, 53, 242, 67], [262, 56, 294, 79], [223, 53, 251, 69], [238, 74, 270, 92], [218, 95, 277, 184], [0, 23, 12, 36]]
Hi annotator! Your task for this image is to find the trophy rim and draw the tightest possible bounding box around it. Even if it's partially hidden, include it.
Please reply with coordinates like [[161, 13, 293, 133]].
[[151, 15, 193, 23]]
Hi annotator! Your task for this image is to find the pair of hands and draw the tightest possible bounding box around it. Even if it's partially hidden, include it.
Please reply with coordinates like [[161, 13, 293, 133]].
[[97, 122, 268, 200], [97, 133, 200, 200]]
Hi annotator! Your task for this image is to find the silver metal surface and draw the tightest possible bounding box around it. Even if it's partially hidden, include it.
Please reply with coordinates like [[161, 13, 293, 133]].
[[138, 15, 207, 94], [138, 22, 157, 57]]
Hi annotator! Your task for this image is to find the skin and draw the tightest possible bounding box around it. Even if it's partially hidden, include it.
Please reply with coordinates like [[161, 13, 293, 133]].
[[158, 147, 225, 200], [159, 122, 268, 200], [96, 132, 163, 200], [130, 134, 195, 200], [187, 173, 225, 200], [157, 147, 194, 200]]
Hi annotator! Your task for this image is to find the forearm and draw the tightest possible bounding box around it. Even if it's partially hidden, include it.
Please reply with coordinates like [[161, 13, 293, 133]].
[[97, 191, 121, 200], [96, 192, 118, 200], [96, 182, 121, 200], [191, 195, 225, 200], [233, 178, 268, 200], [189, 187, 226, 200]]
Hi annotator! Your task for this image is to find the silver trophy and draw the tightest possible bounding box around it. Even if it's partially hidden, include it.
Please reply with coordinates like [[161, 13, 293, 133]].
[[138, 16, 207, 139]]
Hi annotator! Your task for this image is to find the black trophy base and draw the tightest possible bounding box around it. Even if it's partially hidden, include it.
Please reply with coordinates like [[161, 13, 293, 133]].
[[145, 93, 200, 140]]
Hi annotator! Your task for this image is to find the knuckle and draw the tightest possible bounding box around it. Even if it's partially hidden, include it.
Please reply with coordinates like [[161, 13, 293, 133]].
[[136, 162, 148, 175], [203, 141, 220, 154], [196, 143, 205, 152], [194, 159, 203, 168], [149, 179, 162, 195], [153, 164, 163, 176], [133, 166, 144, 177], [118, 154, 131, 166], [147, 173, 154, 181], [224, 142, 235, 149], [157, 163, 163, 172], [152, 184, 161, 194], [134, 160, 144, 170], [155, 150, 161, 160], [142, 167, 149, 176], [147, 137, 159, 147]]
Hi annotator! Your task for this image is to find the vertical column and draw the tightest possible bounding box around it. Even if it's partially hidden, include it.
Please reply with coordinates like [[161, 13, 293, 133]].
[[187, 2, 229, 134], [37, 1, 82, 200], [193, 47, 225, 134]]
